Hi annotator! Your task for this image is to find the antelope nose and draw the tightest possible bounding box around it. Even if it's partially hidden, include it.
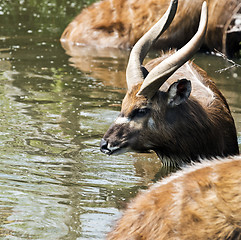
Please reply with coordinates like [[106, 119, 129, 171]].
[[100, 138, 110, 154]]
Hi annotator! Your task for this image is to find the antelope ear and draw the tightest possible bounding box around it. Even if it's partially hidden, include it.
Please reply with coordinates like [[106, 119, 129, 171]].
[[167, 79, 191, 107]]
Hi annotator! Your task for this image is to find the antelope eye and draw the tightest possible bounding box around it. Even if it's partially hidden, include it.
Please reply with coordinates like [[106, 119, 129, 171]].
[[131, 108, 150, 119]]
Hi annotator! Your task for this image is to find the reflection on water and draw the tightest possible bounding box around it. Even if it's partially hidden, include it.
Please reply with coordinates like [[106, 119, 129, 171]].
[[0, 1, 240, 239], [61, 42, 129, 89]]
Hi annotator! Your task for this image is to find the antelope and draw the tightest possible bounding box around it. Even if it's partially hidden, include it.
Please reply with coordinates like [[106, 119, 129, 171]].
[[60, 0, 241, 57], [100, 0, 239, 167], [107, 155, 241, 240]]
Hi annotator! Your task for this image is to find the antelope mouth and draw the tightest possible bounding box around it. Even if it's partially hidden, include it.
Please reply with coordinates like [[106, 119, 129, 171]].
[[100, 138, 129, 155]]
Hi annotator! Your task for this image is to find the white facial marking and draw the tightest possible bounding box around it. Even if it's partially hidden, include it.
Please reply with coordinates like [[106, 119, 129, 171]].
[[185, 63, 214, 104], [130, 120, 143, 130], [115, 116, 144, 130], [148, 117, 156, 130], [108, 144, 130, 155], [107, 143, 119, 152], [115, 116, 130, 125]]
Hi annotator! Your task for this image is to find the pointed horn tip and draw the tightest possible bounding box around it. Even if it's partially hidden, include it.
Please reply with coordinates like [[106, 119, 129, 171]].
[[168, 0, 178, 6], [202, 1, 207, 9], [201, 1, 208, 20], [168, 0, 178, 15], [137, 1, 208, 99], [198, 1, 208, 35], [126, 0, 179, 91], [173, 0, 178, 6]]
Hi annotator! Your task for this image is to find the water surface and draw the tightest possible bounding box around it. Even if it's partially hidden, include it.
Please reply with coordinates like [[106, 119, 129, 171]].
[[0, 1, 240, 239]]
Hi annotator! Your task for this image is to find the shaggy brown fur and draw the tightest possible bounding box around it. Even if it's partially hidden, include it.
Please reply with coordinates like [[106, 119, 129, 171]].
[[107, 155, 241, 240], [60, 0, 240, 56]]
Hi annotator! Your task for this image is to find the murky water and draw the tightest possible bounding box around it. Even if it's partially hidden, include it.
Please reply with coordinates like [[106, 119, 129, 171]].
[[0, 1, 240, 239]]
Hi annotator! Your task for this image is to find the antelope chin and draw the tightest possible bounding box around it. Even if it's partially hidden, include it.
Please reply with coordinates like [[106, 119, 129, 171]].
[[100, 139, 130, 155], [101, 146, 130, 155], [110, 147, 130, 155]]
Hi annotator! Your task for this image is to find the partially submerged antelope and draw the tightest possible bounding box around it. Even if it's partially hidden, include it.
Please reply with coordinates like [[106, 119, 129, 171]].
[[100, 0, 239, 166], [107, 155, 241, 239]]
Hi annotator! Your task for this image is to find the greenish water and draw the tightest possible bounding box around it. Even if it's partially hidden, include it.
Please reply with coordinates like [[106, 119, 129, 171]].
[[0, 1, 240, 239]]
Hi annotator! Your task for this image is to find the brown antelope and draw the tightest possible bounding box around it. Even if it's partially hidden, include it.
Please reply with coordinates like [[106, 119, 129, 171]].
[[60, 0, 241, 57], [107, 155, 241, 240], [100, 0, 239, 167]]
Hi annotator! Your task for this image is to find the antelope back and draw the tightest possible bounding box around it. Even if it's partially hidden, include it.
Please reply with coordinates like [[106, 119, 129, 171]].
[[107, 155, 241, 240], [60, 0, 241, 57]]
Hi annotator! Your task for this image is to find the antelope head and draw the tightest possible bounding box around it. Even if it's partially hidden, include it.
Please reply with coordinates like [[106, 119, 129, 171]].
[[100, 0, 209, 164]]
